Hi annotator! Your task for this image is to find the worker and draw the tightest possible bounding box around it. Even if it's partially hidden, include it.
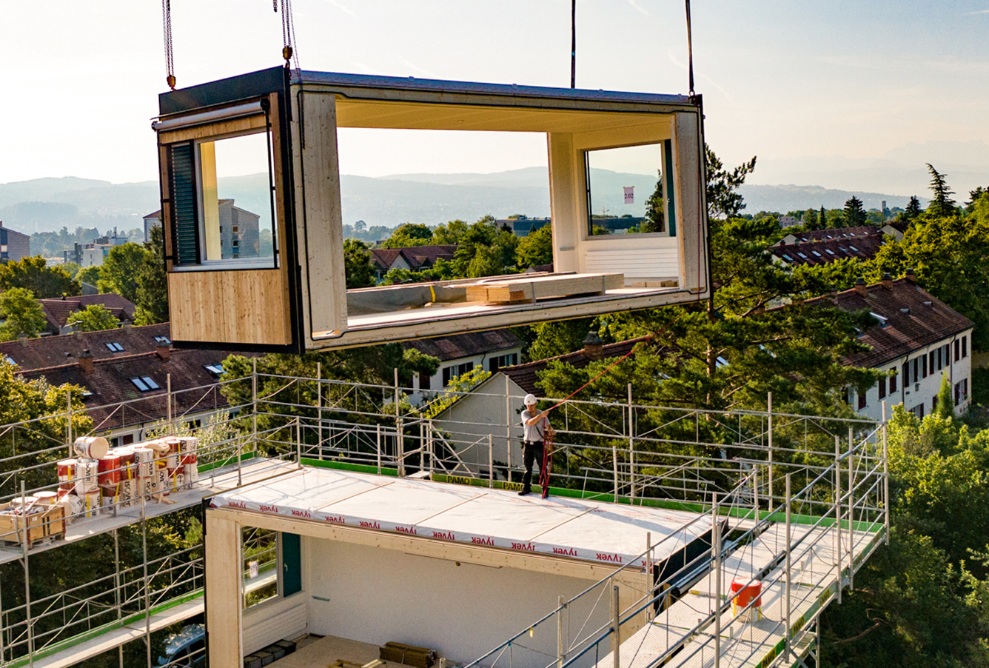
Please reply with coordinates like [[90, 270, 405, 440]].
[[519, 394, 553, 496]]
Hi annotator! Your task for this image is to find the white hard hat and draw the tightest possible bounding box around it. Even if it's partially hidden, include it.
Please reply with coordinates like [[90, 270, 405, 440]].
[[523, 394, 538, 405]]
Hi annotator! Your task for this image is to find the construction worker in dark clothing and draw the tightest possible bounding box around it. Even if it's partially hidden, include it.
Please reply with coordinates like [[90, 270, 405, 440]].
[[519, 394, 553, 496]]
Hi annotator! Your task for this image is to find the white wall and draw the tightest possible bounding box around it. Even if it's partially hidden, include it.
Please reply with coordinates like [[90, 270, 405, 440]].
[[856, 328, 973, 421], [431, 375, 529, 477], [304, 537, 604, 667]]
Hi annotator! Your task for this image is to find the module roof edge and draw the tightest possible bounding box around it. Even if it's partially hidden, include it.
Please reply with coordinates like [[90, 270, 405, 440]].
[[296, 70, 696, 107]]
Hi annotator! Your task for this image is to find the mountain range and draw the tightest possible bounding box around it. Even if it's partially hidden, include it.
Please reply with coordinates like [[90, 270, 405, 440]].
[[0, 171, 923, 236]]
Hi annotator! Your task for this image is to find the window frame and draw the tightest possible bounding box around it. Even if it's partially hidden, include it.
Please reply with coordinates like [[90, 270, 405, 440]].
[[167, 120, 279, 273]]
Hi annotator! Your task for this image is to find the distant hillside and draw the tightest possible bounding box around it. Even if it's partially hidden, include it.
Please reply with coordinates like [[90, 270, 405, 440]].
[[0, 172, 925, 235], [739, 184, 923, 214]]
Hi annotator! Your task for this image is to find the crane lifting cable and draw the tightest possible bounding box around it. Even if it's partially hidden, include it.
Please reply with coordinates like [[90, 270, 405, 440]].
[[160, 0, 300, 90]]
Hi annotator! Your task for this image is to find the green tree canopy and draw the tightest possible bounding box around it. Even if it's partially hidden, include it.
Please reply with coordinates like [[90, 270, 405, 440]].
[[926, 163, 957, 217], [843, 195, 867, 226], [0, 256, 80, 298], [380, 223, 434, 248], [0, 287, 48, 341], [97, 242, 151, 303], [516, 224, 554, 270], [134, 224, 169, 325], [343, 238, 376, 289], [66, 304, 120, 332]]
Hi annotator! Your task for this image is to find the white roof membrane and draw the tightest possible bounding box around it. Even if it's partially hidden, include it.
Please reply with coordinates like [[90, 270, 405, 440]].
[[210, 466, 714, 569]]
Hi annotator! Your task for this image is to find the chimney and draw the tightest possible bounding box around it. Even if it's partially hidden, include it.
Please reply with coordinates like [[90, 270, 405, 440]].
[[78, 349, 94, 374], [854, 277, 867, 295], [881, 272, 893, 289], [156, 341, 171, 361], [905, 268, 916, 282], [582, 331, 604, 361]]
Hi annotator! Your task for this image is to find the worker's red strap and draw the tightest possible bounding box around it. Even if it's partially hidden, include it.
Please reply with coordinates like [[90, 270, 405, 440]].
[[545, 334, 651, 413]]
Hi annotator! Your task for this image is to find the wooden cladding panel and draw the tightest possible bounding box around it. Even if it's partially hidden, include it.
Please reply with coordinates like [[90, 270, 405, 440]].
[[583, 245, 679, 280], [168, 268, 292, 345]]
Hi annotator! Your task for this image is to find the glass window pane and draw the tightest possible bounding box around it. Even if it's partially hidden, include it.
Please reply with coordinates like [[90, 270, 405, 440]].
[[587, 143, 666, 236], [198, 132, 274, 264]]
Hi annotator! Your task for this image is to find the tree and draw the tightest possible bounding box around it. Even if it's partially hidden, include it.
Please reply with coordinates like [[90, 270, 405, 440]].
[[380, 223, 434, 248], [97, 242, 150, 303], [935, 373, 954, 419], [134, 224, 169, 325], [705, 146, 757, 220], [843, 196, 867, 226], [903, 196, 922, 220], [516, 224, 554, 270], [0, 256, 80, 298], [819, 205, 827, 229], [642, 172, 666, 233], [872, 193, 989, 349], [343, 238, 376, 288], [926, 163, 956, 217], [0, 287, 47, 341], [76, 265, 101, 287], [66, 304, 120, 332]]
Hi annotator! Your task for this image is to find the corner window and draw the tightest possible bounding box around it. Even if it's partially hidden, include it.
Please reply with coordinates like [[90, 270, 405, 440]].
[[586, 142, 673, 237], [170, 129, 276, 269]]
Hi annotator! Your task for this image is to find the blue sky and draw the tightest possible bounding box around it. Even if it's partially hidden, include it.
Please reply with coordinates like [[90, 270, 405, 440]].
[[2, 1, 987, 197]]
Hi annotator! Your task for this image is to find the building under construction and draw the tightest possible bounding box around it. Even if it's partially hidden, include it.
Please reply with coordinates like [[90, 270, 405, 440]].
[[0, 368, 887, 667]]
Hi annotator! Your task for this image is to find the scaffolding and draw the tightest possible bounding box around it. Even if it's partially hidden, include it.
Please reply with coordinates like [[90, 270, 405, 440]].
[[0, 368, 888, 667]]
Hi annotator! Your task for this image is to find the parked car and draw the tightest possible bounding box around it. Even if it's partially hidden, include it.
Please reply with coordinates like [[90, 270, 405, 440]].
[[156, 623, 205, 667]]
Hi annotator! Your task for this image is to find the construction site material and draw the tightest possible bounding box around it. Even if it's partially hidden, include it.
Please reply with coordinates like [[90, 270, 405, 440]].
[[465, 273, 624, 304], [379, 642, 436, 668], [0, 500, 65, 545], [73, 436, 110, 460]]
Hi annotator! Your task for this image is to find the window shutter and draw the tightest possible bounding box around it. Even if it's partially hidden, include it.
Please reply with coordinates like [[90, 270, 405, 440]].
[[170, 144, 199, 265]]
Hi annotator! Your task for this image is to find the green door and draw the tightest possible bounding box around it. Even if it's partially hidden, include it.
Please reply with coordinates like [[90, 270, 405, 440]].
[[281, 533, 302, 596]]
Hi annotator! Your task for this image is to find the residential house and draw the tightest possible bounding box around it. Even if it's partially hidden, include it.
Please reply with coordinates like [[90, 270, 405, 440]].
[[428, 336, 643, 476], [0, 221, 30, 263], [808, 273, 973, 421], [39, 294, 137, 335], [369, 245, 457, 281], [770, 226, 888, 267], [0, 322, 253, 446], [404, 329, 524, 403]]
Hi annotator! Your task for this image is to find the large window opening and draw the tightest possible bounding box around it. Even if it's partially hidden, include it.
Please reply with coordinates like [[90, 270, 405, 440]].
[[171, 129, 276, 269], [242, 526, 279, 608], [586, 142, 673, 237]]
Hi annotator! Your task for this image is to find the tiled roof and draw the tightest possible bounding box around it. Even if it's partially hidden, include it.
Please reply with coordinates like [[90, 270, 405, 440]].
[[369, 245, 457, 272], [770, 233, 885, 266], [0, 323, 171, 370], [805, 278, 974, 368], [501, 337, 648, 394], [19, 347, 253, 432], [780, 226, 876, 244], [39, 294, 137, 331], [405, 329, 523, 362]]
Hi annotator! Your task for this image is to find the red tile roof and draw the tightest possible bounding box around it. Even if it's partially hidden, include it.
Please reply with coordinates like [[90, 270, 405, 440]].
[[502, 337, 648, 394], [405, 329, 523, 362], [0, 323, 171, 370], [805, 278, 974, 368], [39, 294, 137, 332]]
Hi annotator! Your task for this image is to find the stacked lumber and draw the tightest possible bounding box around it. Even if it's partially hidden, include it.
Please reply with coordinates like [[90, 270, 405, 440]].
[[464, 273, 624, 304]]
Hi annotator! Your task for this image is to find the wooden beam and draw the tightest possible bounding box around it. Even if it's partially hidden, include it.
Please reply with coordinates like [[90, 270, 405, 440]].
[[205, 513, 243, 668], [464, 273, 624, 304]]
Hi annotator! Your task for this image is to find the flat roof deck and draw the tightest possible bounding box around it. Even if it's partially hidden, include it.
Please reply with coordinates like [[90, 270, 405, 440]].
[[210, 466, 715, 569]]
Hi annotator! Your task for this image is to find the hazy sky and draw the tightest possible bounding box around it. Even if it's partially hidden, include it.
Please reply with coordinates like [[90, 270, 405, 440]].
[[2, 1, 988, 196]]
